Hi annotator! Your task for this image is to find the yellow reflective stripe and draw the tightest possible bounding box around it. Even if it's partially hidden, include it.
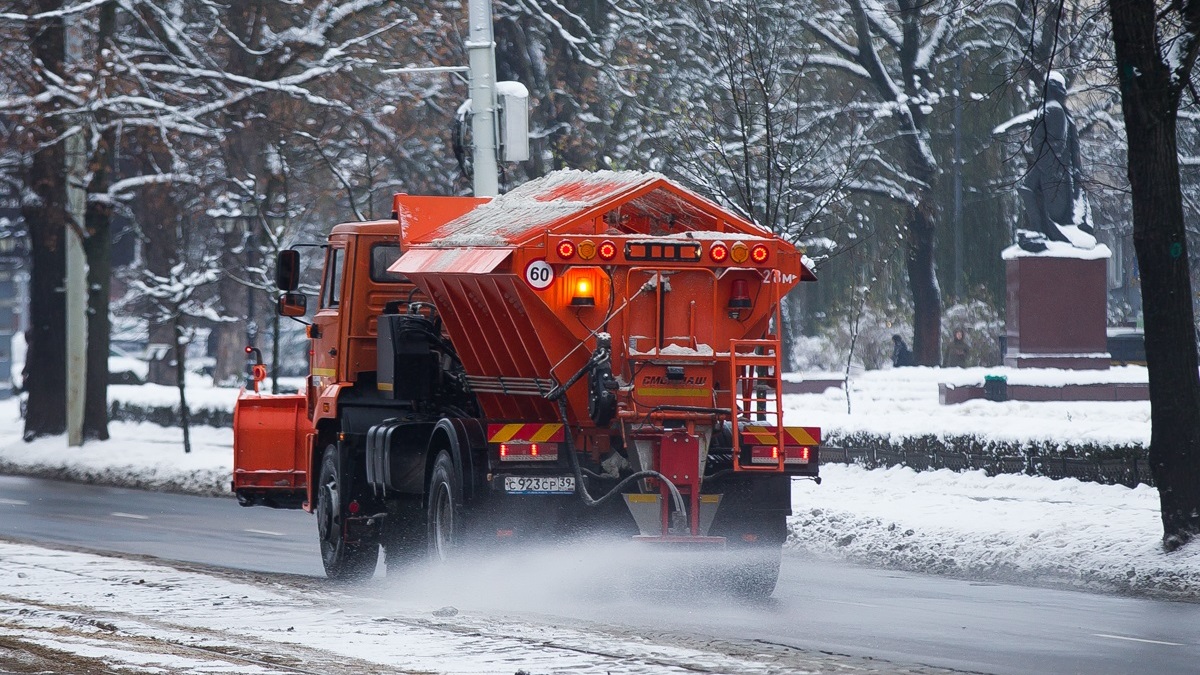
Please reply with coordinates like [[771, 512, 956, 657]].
[[626, 494, 658, 503], [742, 426, 820, 446], [530, 424, 562, 442], [785, 427, 818, 445], [488, 424, 524, 443], [312, 368, 336, 377], [377, 382, 394, 392]]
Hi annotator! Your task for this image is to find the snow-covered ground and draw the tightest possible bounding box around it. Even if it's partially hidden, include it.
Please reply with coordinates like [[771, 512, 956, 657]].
[[792, 464, 1200, 598], [2, 541, 903, 674], [785, 366, 1150, 446], [1, 365, 1192, 606]]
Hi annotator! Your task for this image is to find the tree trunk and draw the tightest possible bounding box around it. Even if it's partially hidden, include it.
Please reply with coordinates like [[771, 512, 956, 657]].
[[214, 322, 246, 385], [83, 138, 113, 440], [136, 168, 180, 386], [1109, 0, 1200, 550], [82, 0, 117, 441], [906, 199, 941, 366], [147, 322, 177, 385], [21, 3, 68, 440], [173, 311, 191, 454]]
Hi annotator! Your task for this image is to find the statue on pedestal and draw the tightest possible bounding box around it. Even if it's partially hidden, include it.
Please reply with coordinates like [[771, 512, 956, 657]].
[[1016, 71, 1096, 252]]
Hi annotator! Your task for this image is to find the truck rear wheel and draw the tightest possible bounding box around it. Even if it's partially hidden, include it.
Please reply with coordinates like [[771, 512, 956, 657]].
[[426, 450, 462, 561], [317, 444, 378, 581], [722, 511, 786, 599]]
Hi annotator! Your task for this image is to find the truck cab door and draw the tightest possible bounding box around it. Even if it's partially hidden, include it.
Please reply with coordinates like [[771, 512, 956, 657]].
[[311, 244, 346, 394]]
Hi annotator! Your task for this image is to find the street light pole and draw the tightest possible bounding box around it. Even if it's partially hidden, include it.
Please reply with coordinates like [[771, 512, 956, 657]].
[[65, 15, 87, 446], [467, 0, 499, 198]]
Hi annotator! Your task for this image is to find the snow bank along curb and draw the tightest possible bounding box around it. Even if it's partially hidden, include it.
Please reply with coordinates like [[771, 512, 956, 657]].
[[0, 458, 230, 497], [823, 430, 1149, 487], [787, 465, 1200, 600], [0, 407, 234, 498]]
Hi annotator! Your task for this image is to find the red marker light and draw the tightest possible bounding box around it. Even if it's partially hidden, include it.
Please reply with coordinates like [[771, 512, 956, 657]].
[[557, 240, 576, 259], [598, 240, 617, 260], [750, 244, 770, 264], [530, 443, 539, 457], [709, 242, 729, 263]]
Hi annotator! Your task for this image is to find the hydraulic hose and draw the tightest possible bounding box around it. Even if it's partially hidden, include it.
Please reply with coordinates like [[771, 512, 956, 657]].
[[553, 398, 689, 523]]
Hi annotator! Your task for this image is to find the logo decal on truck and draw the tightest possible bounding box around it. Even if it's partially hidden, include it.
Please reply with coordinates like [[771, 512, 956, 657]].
[[641, 375, 708, 386]]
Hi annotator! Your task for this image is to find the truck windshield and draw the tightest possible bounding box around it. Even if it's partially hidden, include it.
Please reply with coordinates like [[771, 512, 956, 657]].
[[370, 243, 407, 283]]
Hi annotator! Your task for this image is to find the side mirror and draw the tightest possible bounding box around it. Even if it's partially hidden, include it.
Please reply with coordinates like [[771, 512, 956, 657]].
[[276, 249, 300, 291], [278, 292, 307, 318]]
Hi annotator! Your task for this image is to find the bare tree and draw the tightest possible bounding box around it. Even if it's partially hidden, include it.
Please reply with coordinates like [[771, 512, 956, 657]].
[[13, 0, 68, 440], [1108, 0, 1200, 551]]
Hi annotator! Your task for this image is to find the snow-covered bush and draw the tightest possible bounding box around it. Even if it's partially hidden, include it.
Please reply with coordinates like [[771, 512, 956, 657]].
[[789, 333, 841, 372], [792, 294, 1002, 371], [793, 301, 913, 372]]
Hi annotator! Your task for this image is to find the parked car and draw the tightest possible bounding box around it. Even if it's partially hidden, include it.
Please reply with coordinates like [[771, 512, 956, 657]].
[[8, 335, 149, 388], [109, 345, 149, 385]]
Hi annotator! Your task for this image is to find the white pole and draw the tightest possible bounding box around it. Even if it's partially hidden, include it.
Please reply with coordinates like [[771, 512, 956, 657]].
[[65, 17, 87, 446], [467, 0, 499, 197]]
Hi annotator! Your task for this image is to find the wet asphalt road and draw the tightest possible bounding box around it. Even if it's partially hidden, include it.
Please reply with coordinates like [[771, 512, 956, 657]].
[[1, 474, 1198, 674]]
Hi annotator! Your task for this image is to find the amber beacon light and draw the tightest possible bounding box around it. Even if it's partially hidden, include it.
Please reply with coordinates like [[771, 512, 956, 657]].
[[571, 275, 596, 306]]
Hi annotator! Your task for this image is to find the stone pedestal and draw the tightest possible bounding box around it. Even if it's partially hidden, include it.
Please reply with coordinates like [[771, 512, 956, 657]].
[[1003, 243, 1111, 369]]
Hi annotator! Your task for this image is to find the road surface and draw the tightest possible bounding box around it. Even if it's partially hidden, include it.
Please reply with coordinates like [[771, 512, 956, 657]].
[[2, 474, 1197, 674]]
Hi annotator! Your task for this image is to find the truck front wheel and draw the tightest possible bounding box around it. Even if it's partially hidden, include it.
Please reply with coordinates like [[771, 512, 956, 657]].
[[426, 450, 462, 562], [317, 444, 378, 581]]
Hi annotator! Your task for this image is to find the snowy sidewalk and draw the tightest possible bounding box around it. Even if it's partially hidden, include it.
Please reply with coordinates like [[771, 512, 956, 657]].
[[791, 465, 1200, 599]]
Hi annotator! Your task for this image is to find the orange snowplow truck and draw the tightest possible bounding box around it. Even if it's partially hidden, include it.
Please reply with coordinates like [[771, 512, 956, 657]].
[[233, 170, 820, 596]]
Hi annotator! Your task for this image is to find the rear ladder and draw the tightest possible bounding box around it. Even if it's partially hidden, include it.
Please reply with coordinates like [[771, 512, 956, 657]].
[[729, 338, 785, 471]]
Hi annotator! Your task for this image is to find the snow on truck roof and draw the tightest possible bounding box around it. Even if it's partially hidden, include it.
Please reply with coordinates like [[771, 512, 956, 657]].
[[403, 169, 773, 248]]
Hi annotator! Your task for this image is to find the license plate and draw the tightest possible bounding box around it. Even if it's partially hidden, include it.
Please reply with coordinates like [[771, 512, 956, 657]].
[[504, 475, 575, 495]]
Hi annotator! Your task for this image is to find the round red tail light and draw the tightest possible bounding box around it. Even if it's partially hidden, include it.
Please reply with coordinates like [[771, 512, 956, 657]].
[[709, 242, 730, 263], [557, 240, 576, 259], [750, 244, 770, 264], [598, 240, 618, 260]]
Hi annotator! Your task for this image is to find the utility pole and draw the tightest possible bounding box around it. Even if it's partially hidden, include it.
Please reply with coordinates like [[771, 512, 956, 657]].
[[65, 16, 87, 447], [467, 0, 500, 198]]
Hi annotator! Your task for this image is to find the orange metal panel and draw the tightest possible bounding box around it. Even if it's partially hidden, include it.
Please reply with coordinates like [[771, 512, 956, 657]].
[[391, 247, 512, 276], [232, 392, 313, 493], [393, 194, 489, 244]]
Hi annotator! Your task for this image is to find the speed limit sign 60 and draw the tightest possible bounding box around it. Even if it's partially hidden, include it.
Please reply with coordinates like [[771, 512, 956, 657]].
[[524, 259, 555, 290]]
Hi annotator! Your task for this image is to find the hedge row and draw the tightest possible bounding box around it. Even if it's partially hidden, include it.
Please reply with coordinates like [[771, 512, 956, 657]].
[[108, 402, 1153, 488], [822, 431, 1152, 487], [108, 400, 233, 428]]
